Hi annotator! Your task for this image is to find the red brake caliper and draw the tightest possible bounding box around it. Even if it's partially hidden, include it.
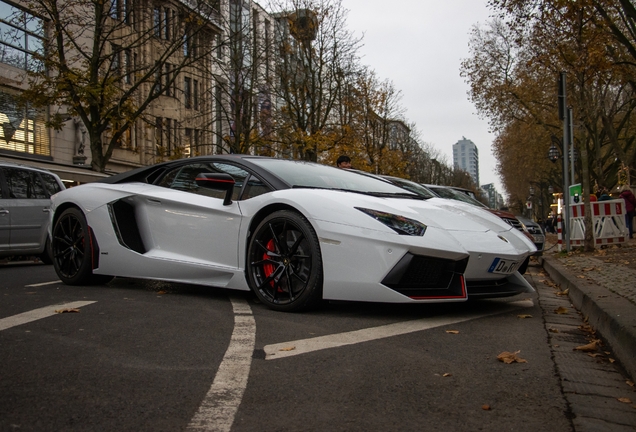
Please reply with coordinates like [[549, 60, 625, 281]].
[[263, 239, 277, 288]]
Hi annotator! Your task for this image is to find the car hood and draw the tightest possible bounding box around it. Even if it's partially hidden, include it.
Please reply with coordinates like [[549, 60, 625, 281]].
[[270, 189, 519, 234]]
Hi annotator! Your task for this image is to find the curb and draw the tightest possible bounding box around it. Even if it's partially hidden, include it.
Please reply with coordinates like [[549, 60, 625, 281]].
[[540, 256, 636, 381]]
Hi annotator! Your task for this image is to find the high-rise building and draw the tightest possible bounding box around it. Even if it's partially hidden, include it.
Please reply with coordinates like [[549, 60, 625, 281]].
[[452, 137, 479, 185]]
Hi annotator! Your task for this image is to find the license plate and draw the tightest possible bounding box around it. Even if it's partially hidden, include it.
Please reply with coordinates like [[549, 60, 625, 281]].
[[488, 258, 519, 274], [532, 234, 545, 243]]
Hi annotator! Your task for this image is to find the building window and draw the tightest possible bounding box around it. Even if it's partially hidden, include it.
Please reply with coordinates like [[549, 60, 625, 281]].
[[0, 1, 45, 72], [0, 86, 49, 156], [184, 77, 191, 108], [164, 63, 171, 96], [153, 6, 161, 37], [111, 43, 121, 73], [193, 79, 199, 110], [109, 0, 120, 19], [124, 49, 132, 84]]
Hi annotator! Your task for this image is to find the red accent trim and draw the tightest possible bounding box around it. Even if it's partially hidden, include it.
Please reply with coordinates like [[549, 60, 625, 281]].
[[409, 275, 467, 300]]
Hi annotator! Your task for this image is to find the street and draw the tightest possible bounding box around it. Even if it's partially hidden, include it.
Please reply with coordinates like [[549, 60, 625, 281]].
[[0, 261, 630, 431]]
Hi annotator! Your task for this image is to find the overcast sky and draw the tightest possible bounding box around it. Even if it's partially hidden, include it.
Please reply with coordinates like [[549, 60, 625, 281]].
[[341, 0, 502, 193]]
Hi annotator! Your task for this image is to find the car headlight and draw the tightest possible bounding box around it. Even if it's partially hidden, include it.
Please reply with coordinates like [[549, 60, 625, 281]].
[[356, 207, 427, 236]]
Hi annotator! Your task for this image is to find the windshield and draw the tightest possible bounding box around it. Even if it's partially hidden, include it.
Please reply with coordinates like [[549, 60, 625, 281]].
[[428, 186, 488, 207], [250, 159, 420, 196], [383, 176, 436, 199]]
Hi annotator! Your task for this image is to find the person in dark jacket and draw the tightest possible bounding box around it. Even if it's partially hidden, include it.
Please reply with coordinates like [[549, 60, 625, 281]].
[[619, 185, 636, 239], [598, 187, 611, 201]]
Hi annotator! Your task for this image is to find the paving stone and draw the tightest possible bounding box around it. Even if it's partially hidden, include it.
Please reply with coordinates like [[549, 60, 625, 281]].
[[563, 380, 636, 399], [573, 416, 636, 432], [567, 394, 636, 426]]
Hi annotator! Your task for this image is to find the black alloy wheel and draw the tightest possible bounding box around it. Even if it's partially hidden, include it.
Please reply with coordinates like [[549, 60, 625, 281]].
[[247, 210, 323, 312], [52, 207, 109, 285]]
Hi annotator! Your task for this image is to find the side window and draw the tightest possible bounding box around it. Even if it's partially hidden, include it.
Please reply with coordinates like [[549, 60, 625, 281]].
[[242, 174, 271, 200], [156, 162, 263, 201], [41, 173, 63, 195], [3, 168, 47, 199], [156, 163, 225, 199], [210, 163, 249, 200]]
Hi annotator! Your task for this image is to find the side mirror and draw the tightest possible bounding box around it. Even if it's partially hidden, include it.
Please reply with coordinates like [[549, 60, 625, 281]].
[[195, 173, 235, 205]]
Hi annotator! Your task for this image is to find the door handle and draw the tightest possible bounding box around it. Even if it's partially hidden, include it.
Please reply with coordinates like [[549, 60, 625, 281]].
[[43, 208, 51, 213], [0, 209, 8, 215], [147, 198, 162, 205]]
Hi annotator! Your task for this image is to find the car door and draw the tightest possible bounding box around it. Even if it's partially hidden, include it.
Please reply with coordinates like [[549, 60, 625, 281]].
[[1, 167, 50, 252], [139, 161, 246, 269]]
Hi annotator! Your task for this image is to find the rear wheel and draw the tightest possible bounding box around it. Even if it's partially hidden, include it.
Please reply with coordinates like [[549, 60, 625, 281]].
[[52, 208, 109, 285], [247, 211, 323, 312]]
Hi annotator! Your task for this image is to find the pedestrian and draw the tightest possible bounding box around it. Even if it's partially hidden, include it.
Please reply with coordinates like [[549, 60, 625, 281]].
[[336, 155, 351, 169], [598, 187, 611, 201], [619, 185, 636, 239]]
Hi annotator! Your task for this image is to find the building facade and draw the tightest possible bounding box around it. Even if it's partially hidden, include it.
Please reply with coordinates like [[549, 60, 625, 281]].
[[0, 0, 274, 185], [452, 137, 479, 186]]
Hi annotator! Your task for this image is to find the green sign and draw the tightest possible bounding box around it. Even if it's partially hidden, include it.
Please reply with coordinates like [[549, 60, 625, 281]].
[[569, 183, 582, 203]]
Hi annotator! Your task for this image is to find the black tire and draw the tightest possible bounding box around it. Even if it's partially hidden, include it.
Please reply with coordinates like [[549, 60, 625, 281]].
[[39, 237, 53, 265], [52, 208, 107, 285], [247, 210, 323, 312]]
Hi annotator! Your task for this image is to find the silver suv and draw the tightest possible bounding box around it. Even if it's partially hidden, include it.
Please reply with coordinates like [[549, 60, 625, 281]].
[[0, 162, 65, 263]]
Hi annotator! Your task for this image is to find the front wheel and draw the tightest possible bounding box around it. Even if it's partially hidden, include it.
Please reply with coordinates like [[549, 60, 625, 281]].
[[247, 211, 323, 312], [52, 208, 108, 285]]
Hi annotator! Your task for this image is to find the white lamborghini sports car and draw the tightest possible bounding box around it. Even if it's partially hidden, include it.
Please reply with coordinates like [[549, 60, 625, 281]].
[[49, 156, 535, 311]]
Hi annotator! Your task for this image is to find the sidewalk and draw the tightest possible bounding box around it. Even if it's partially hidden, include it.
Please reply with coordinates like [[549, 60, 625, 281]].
[[538, 236, 636, 381]]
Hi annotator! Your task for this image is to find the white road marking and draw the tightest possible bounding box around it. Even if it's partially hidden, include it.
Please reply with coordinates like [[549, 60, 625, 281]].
[[25, 280, 62, 287], [187, 297, 256, 432], [265, 299, 534, 360], [0, 301, 97, 331]]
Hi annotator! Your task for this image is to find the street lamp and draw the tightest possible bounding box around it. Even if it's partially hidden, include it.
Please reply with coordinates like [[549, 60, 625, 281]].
[[548, 136, 561, 163]]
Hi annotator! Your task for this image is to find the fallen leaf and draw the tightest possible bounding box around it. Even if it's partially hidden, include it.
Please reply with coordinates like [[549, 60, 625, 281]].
[[279, 346, 296, 352], [55, 308, 80, 314], [517, 314, 533, 319], [609, 358, 616, 363], [618, 397, 632, 404], [587, 353, 603, 358], [442, 373, 452, 377], [554, 306, 569, 314], [157, 290, 167, 295], [574, 340, 600, 352], [445, 330, 459, 334], [548, 328, 559, 333], [621, 260, 630, 265], [497, 350, 527, 364], [576, 275, 586, 279], [582, 267, 596, 272], [627, 380, 635, 387], [556, 289, 569, 296], [482, 405, 491, 411]]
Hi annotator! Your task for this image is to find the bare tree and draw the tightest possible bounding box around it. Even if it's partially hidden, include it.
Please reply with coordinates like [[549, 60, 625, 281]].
[[16, 0, 222, 172]]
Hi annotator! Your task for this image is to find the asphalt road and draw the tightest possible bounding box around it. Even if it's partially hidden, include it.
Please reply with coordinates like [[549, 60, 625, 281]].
[[1, 262, 572, 431]]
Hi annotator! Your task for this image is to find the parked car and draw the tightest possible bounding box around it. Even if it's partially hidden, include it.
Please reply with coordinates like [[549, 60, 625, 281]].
[[516, 216, 545, 255], [49, 156, 535, 311], [424, 184, 527, 232], [380, 177, 535, 278], [0, 162, 65, 263]]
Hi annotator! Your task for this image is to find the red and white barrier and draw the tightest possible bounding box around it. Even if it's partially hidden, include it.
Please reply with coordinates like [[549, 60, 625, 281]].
[[568, 199, 627, 246]]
